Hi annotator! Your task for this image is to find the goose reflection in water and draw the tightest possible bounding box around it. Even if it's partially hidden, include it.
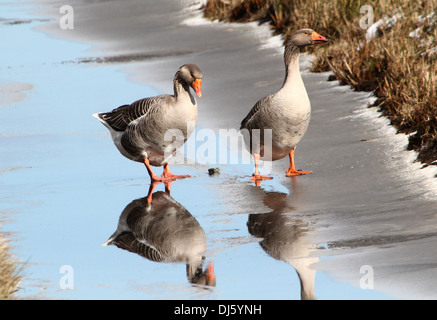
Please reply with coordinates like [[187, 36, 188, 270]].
[[247, 181, 318, 300], [104, 182, 216, 287]]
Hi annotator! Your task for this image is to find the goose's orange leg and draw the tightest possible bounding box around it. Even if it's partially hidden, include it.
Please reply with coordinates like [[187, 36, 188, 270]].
[[250, 153, 273, 184], [162, 163, 191, 180], [144, 158, 166, 182], [285, 148, 312, 176], [144, 159, 191, 182]]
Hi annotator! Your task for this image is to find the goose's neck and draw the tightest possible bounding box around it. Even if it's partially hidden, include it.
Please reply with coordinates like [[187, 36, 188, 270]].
[[281, 44, 302, 89], [173, 77, 194, 104], [288, 256, 317, 300], [296, 267, 316, 300]]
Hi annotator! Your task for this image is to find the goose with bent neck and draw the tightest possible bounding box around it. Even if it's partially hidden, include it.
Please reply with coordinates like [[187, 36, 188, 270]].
[[240, 29, 328, 182], [93, 64, 203, 183]]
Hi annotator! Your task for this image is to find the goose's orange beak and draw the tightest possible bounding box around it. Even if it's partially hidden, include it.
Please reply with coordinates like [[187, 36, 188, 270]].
[[192, 79, 202, 98], [312, 31, 328, 44]]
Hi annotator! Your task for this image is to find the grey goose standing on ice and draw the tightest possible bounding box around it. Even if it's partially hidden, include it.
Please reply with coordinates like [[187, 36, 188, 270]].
[[240, 29, 328, 182], [94, 64, 202, 182]]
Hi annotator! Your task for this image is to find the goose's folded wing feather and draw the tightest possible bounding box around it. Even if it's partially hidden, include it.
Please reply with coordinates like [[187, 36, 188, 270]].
[[240, 95, 272, 130], [99, 95, 170, 132], [108, 231, 165, 262]]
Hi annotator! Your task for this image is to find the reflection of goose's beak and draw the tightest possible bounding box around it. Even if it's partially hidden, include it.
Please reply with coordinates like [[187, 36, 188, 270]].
[[206, 261, 216, 286]]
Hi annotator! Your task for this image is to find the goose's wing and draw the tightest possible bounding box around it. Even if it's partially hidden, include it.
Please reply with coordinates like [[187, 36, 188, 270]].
[[240, 95, 273, 130], [108, 231, 165, 262], [97, 95, 172, 132]]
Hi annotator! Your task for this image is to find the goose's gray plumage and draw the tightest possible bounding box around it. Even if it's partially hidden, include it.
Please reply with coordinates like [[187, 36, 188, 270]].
[[240, 29, 328, 182], [94, 64, 203, 182]]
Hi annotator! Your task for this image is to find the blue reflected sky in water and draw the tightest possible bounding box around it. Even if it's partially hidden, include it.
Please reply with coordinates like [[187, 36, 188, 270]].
[[0, 2, 392, 299]]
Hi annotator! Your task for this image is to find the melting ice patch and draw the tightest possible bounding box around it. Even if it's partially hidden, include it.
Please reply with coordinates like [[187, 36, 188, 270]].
[[344, 97, 437, 199]]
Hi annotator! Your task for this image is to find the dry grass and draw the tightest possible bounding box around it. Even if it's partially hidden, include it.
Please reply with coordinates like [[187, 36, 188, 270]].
[[203, 0, 437, 164], [0, 234, 21, 300]]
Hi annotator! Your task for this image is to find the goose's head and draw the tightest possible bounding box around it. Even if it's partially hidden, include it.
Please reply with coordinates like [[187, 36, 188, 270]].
[[288, 29, 328, 47], [178, 64, 203, 98]]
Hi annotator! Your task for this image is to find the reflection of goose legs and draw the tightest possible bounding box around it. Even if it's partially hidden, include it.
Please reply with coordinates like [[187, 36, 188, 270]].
[[146, 181, 158, 203], [146, 181, 172, 203]]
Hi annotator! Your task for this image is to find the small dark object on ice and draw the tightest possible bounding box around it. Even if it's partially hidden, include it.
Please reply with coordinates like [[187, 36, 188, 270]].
[[208, 168, 220, 175]]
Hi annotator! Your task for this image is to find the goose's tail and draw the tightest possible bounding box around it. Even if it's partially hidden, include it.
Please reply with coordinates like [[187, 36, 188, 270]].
[[92, 112, 103, 121]]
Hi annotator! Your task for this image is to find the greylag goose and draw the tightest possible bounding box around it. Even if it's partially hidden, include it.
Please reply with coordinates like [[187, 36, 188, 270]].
[[240, 29, 328, 182], [104, 182, 216, 286], [93, 64, 202, 182]]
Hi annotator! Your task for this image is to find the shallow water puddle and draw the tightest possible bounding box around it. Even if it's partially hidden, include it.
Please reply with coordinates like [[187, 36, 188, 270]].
[[2, 0, 437, 300]]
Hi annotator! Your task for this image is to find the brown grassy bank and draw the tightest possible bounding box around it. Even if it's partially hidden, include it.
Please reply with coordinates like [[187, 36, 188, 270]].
[[202, 0, 437, 166], [0, 234, 21, 299]]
